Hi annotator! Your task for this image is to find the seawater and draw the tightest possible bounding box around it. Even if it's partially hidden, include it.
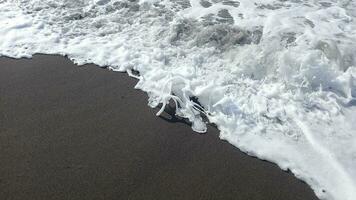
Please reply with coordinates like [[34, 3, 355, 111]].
[[1, 1, 356, 199]]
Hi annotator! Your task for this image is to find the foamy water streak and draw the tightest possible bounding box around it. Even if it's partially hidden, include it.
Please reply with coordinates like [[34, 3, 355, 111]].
[[1, 0, 356, 199]]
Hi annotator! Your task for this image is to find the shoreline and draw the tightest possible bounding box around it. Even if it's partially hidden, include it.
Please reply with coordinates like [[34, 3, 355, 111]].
[[0, 54, 318, 200]]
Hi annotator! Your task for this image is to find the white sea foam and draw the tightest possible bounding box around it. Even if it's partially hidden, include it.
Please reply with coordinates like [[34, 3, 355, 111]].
[[1, 0, 356, 199]]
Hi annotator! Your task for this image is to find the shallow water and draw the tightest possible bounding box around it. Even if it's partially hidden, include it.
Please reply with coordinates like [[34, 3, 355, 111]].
[[1, 1, 356, 199]]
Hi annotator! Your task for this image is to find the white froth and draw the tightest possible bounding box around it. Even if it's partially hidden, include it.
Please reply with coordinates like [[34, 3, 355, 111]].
[[1, 0, 356, 199]]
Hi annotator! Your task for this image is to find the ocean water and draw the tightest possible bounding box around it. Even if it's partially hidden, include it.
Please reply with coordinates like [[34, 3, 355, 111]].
[[0, 0, 355, 199]]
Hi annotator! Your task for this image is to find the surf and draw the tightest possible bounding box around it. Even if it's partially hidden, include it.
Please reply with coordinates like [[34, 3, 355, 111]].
[[1, 1, 355, 199]]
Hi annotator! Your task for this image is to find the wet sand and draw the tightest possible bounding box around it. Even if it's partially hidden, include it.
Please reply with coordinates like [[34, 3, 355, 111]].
[[0, 55, 318, 200]]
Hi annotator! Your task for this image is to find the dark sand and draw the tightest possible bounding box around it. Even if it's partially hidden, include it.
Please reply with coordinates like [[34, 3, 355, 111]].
[[0, 55, 318, 200]]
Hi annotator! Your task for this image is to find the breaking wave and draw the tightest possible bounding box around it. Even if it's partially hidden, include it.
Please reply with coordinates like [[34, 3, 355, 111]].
[[1, 0, 356, 199]]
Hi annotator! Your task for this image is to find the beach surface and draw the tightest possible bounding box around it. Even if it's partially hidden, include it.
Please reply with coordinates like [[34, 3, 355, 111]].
[[0, 55, 318, 200]]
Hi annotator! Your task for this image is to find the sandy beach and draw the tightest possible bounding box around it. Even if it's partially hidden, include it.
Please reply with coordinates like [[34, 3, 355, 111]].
[[0, 55, 318, 200]]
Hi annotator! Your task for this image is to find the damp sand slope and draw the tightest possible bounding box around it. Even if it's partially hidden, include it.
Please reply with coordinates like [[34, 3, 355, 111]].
[[0, 55, 317, 200]]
